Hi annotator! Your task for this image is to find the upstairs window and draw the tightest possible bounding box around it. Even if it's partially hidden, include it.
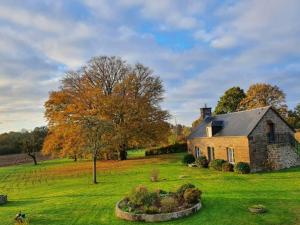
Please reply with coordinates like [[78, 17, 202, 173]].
[[206, 127, 212, 137], [227, 147, 235, 164]]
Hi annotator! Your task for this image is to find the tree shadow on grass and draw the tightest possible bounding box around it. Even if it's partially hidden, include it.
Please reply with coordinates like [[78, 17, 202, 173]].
[[255, 166, 300, 175], [2, 198, 43, 207]]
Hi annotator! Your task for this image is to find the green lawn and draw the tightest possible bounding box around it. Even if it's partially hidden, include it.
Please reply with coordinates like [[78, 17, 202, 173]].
[[0, 153, 300, 225], [127, 149, 146, 159]]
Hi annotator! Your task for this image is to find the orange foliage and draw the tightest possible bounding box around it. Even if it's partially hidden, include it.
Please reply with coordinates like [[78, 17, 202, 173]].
[[43, 56, 170, 159]]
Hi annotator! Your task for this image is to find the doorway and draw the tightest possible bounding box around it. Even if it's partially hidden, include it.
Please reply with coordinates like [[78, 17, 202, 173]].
[[207, 147, 215, 162]]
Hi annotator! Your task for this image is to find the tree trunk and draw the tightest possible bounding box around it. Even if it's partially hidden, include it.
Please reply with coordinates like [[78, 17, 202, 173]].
[[93, 154, 97, 184], [74, 154, 77, 162], [28, 153, 37, 165], [118, 143, 127, 160]]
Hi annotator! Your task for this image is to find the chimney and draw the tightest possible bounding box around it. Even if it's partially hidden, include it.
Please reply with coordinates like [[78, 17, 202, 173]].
[[200, 106, 212, 120]]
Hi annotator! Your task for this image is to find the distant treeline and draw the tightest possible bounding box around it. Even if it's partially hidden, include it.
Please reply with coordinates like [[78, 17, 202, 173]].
[[0, 127, 48, 156]]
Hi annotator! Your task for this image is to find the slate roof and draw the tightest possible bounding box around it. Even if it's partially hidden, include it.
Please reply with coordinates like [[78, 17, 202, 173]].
[[188, 106, 271, 139]]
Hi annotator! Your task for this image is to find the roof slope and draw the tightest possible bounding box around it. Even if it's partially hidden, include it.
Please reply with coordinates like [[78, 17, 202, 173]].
[[188, 106, 271, 139]]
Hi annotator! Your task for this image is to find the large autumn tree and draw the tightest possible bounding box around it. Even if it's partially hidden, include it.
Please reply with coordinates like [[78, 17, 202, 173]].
[[239, 83, 288, 116], [43, 56, 170, 183], [214, 87, 245, 114]]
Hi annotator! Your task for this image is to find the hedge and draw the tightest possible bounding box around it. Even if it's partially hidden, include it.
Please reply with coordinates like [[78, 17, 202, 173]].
[[145, 143, 187, 156]]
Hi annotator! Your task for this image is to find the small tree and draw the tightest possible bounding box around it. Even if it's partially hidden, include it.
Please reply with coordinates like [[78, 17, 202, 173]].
[[214, 87, 245, 114], [21, 127, 47, 165], [82, 117, 112, 184]]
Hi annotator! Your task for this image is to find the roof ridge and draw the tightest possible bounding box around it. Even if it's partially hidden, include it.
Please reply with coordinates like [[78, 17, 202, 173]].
[[213, 106, 271, 117]]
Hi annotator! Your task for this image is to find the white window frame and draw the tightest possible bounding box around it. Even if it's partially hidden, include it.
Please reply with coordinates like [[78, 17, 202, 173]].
[[227, 147, 235, 164], [207, 146, 215, 161], [206, 127, 212, 137], [194, 147, 201, 158]]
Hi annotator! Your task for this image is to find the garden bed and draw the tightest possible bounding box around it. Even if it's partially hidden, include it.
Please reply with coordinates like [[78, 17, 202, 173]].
[[115, 184, 202, 222], [116, 200, 201, 222]]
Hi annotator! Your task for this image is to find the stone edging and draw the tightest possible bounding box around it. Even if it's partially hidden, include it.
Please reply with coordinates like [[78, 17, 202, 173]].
[[115, 200, 202, 222]]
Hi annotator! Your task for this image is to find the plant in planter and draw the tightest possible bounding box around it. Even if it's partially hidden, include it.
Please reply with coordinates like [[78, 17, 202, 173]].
[[160, 196, 179, 213], [183, 188, 202, 204], [117, 183, 202, 222], [128, 186, 160, 208], [176, 183, 195, 196]]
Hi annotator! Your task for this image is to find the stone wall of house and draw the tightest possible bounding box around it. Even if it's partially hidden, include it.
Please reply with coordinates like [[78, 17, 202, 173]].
[[267, 144, 300, 170], [249, 109, 295, 172], [187, 136, 250, 163]]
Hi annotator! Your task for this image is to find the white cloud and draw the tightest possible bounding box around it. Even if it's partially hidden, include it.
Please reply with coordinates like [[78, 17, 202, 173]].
[[0, 0, 299, 131], [211, 36, 236, 49]]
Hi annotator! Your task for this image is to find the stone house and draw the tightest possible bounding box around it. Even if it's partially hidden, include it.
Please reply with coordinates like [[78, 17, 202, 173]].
[[187, 106, 300, 172]]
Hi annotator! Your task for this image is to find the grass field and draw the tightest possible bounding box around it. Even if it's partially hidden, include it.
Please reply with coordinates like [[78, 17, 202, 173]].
[[0, 153, 300, 225]]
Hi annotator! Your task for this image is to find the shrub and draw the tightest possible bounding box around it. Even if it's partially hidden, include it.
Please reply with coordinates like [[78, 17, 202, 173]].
[[155, 189, 167, 196], [176, 183, 195, 196], [209, 159, 226, 171], [183, 188, 201, 204], [182, 154, 195, 164], [144, 206, 159, 214], [160, 196, 178, 213], [222, 162, 234, 172], [129, 186, 159, 207], [234, 162, 251, 174], [150, 169, 159, 182], [145, 143, 187, 156], [144, 192, 160, 207], [195, 156, 208, 168]]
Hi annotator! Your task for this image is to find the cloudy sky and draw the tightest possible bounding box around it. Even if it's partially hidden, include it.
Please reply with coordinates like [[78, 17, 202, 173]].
[[0, 0, 300, 133]]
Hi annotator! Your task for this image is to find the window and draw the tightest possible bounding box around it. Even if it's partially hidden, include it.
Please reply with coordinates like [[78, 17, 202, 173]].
[[227, 147, 235, 164], [194, 147, 201, 158], [207, 147, 215, 161], [206, 127, 212, 137], [267, 121, 275, 143]]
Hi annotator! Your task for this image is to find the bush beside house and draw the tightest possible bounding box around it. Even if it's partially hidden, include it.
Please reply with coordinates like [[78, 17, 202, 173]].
[[222, 162, 234, 172], [234, 162, 251, 174], [209, 159, 226, 171], [182, 154, 195, 164], [192, 156, 250, 174], [195, 156, 209, 168]]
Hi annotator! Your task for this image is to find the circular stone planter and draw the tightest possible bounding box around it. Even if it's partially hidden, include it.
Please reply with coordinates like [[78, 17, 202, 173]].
[[248, 205, 267, 214], [115, 200, 202, 222], [0, 195, 7, 205]]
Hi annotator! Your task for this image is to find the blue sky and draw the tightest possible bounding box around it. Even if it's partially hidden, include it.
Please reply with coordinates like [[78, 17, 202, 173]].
[[0, 0, 300, 133]]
